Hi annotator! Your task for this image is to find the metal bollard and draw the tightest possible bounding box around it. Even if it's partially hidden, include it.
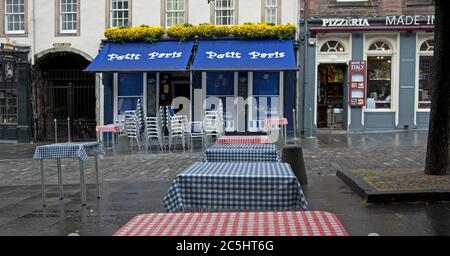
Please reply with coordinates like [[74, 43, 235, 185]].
[[307, 107, 315, 139], [67, 117, 71, 142], [54, 118, 58, 143], [292, 108, 299, 141]]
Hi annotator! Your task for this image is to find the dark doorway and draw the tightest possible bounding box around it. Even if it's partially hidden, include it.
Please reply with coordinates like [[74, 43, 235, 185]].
[[317, 64, 347, 129], [35, 52, 96, 141], [159, 72, 190, 113]]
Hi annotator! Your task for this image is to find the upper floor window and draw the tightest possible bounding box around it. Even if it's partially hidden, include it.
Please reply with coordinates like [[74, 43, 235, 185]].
[[110, 0, 129, 28], [320, 40, 345, 53], [165, 0, 185, 27], [60, 0, 77, 33], [215, 0, 235, 25], [4, 0, 25, 34], [264, 0, 278, 24]]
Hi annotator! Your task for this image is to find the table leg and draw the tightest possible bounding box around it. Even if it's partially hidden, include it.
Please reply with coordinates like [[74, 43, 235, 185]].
[[79, 159, 87, 206], [57, 159, 64, 200], [95, 154, 100, 199], [112, 132, 115, 153], [40, 160, 46, 207]]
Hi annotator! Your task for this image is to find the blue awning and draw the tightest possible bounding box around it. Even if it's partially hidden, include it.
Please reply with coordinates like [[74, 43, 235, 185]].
[[192, 40, 297, 71], [85, 41, 194, 72]]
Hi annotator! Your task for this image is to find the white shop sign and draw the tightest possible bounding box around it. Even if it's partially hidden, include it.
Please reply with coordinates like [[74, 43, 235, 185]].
[[107, 51, 183, 61], [205, 51, 286, 60], [321, 15, 435, 27]]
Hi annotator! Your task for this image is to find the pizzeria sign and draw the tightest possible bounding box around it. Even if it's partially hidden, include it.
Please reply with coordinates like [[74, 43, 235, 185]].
[[321, 15, 435, 27]]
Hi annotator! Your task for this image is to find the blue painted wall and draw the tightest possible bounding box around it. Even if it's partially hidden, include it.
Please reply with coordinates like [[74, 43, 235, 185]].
[[284, 70, 296, 133], [349, 32, 365, 132], [398, 32, 417, 129], [302, 43, 317, 136], [103, 73, 113, 125]]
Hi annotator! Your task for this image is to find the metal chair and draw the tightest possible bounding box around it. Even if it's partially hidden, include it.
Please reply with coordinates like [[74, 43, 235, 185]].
[[186, 121, 205, 150], [166, 106, 186, 151], [124, 114, 142, 151], [145, 115, 164, 151]]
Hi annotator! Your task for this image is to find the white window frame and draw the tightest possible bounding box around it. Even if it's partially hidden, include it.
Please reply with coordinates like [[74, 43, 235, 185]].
[[416, 35, 434, 113], [113, 73, 146, 123], [59, 0, 77, 34], [315, 34, 352, 128], [4, 0, 25, 34], [214, 0, 235, 26], [110, 0, 129, 28], [165, 0, 185, 28], [265, 0, 277, 24], [363, 35, 399, 115]]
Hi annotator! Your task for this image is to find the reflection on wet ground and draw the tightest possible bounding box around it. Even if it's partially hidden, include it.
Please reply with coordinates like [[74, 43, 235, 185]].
[[0, 130, 449, 236]]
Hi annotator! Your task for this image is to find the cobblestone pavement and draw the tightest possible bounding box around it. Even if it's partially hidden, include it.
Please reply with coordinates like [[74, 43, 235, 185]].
[[0, 151, 204, 186], [0, 130, 429, 185], [0, 130, 449, 236]]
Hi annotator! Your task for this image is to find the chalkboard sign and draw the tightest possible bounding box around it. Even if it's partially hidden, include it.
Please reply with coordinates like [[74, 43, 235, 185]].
[[147, 74, 157, 116]]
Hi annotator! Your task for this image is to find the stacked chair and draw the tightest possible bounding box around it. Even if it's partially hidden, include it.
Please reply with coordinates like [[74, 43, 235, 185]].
[[144, 114, 164, 151], [203, 100, 224, 144], [166, 106, 187, 151], [123, 99, 145, 151]]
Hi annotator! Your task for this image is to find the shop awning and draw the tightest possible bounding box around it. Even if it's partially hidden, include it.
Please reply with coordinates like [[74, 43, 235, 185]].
[[85, 41, 194, 72], [192, 40, 297, 71]]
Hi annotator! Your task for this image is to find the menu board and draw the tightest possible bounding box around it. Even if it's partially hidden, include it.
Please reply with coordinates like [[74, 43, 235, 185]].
[[348, 60, 367, 107]]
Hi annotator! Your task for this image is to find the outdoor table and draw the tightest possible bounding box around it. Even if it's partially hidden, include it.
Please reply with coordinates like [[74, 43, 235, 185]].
[[33, 142, 105, 207], [96, 124, 123, 152], [215, 135, 272, 144], [265, 118, 288, 143], [203, 144, 280, 162], [113, 211, 348, 236], [163, 162, 309, 212]]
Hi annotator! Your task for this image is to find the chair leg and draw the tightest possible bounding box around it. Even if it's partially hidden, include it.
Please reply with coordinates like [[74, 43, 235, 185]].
[[182, 136, 185, 152]]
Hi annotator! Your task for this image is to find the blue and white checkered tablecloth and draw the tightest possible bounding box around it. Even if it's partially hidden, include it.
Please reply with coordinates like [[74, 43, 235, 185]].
[[163, 162, 309, 212], [33, 142, 105, 161], [203, 144, 280, 162]]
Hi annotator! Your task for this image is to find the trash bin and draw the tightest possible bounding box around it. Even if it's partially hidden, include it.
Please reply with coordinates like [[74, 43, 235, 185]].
[[116, 134, 131, 154], [267, 127, 284, 151], [282, 145, 308, 185]]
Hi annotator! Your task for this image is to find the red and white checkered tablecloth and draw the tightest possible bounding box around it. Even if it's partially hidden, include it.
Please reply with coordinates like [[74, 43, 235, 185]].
[[215, 136, 272, 145], [265, 118, 288, 126], [96, 124, 122, 133], [113, 211, 348, 236]]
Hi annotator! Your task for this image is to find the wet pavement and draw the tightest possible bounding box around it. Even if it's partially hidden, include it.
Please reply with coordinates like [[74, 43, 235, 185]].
[[0, 130, 449, 236]]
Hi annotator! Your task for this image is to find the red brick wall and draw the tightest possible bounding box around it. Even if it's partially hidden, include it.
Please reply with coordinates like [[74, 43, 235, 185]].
[[300, 0, 434, 17]]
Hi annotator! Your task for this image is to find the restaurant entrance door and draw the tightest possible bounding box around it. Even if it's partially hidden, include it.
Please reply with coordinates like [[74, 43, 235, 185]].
[[317, 64, 347, 130], [159, 72, 190, 115]]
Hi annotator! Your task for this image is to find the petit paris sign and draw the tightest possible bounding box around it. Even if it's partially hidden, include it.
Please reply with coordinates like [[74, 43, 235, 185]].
[[321, 15, 435, 27]]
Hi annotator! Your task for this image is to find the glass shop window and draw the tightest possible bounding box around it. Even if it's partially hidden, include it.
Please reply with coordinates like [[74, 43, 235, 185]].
[[366, 56, 392, 109], [117, 73, 143, 119], [0, 89, 18, 124]]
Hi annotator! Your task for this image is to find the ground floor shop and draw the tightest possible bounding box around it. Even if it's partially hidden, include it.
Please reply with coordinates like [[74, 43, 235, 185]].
[[87, 40, 299, 134], [0, 44, 31, 142], [300, 15, 434, 135]]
